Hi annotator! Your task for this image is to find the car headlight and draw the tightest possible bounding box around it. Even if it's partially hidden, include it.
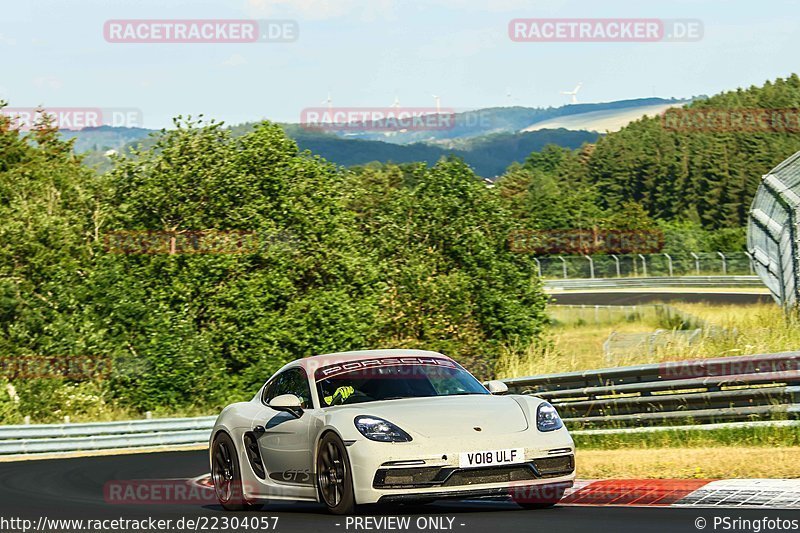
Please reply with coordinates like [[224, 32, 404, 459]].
[[354, 416, 412, 442], [536, 402, 563, 432]]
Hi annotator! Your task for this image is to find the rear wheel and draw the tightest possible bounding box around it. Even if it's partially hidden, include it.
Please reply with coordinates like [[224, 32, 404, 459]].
[[316, 432, 356, 514], [211, 432, 263, 511]]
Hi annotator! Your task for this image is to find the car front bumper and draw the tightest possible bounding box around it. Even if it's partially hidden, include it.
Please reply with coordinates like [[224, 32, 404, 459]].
[[345, 430, 576, 505]]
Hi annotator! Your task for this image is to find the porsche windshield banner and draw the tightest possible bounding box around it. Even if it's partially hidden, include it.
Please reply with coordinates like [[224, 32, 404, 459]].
[[314, 357, 458, 379]]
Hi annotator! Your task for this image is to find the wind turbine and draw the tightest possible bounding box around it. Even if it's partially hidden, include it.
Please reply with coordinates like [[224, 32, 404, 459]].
[[322, 93, 333, 122], [432, 94, 441, 114], [560, 82, 582, 105]]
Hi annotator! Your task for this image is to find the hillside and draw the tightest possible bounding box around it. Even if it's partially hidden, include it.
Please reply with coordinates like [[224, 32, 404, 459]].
[[58, 98, 685, 176], [71, 123, 598, 177], [289, 128, 598, 177], [523, 101, 687, 133], [496, 74, 800, 230]]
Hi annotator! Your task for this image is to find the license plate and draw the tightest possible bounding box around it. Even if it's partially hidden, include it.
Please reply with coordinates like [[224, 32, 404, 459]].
[[458, 448, 525, 469]]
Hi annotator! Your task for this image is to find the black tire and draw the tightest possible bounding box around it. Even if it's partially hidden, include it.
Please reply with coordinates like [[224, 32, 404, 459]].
[[316, 432, 356, 515], [211, 432, 263, 511]]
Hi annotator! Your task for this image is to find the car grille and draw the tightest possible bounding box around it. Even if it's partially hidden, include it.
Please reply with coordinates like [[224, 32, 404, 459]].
[[373, 455, 574, 489], [442, 465, 536, 487]]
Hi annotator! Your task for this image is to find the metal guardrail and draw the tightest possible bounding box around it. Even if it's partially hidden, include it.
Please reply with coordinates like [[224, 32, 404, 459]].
[[502, 351, 800, 428], [0, 416, 215, 455], [1, 352, 798, 455], [544, 275, 765, 291]]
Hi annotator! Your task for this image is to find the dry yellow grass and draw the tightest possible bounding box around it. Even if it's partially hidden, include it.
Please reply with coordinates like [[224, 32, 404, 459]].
[[577, 447, 800, 479], [496, 303, 800, 378]]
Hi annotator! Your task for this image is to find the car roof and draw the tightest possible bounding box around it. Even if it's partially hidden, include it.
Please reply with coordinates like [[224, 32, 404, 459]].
[[283, 349, 453, 375]]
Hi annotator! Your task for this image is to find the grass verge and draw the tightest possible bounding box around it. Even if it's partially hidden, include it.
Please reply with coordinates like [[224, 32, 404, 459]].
[[576, 446, 800, 479], [496, 302, 800, 377], [573, 425, 800, 449]]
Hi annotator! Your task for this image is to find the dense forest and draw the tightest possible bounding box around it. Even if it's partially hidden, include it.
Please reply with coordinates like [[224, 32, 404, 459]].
[[1, 75, 797, 421], [496, 74, 800, 232]]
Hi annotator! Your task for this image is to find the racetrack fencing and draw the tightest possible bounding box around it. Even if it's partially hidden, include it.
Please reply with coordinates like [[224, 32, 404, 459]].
[[536, 252, 754, 280]]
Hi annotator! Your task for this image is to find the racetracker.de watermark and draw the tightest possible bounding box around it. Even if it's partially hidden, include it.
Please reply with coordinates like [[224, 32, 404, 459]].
[[105, 479, 219, 505], [300, 107, 457, 132], [662, 108, 800, 133], [0, 355, 112, 380], [0, 107, 143, 131], [103, 19, 298, 43], [509, 18, 703, 42], [508, 229, 664, 255], [659, 355, 799, 380]]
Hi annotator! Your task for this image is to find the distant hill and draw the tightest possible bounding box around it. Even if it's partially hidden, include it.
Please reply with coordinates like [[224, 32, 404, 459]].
[[500, 74, 800, 229], [59, 126, 153, 153], [523, 101, 688, 133], [284, 97, 685, 144], [289, 128, 599, 177], [58, 97, 686, 176], [67, 122, 599, 177]]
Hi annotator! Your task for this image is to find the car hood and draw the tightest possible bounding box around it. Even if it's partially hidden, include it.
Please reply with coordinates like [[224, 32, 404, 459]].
[[342, 395, 529, 438]]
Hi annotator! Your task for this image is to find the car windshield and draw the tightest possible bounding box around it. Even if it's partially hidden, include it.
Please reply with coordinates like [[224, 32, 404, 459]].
[[314, 358, 489, 407]]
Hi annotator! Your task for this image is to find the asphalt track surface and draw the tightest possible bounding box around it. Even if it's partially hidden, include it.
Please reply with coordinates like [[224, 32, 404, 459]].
[[550, 291, 773, 305], [0, 450, 797, 533]]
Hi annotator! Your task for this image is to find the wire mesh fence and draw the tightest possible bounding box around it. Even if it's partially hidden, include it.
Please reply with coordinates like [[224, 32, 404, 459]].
[[534, 252, 754, 279]]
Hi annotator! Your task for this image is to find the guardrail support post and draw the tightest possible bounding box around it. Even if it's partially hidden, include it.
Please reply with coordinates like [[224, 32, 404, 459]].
[[717, 251, 727, 275], [638, 254, 647, 277], [610, 254, 621, 277], [690, 252, 700, 275], [558, 256, 568, 279], [533, 257, 542, 277], [743, 251, 755, 275], [584, 254, 595, 279], [663, 253, 673, 277]]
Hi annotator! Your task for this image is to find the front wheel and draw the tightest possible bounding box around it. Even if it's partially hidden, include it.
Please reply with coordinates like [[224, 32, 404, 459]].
[[211, 432, 263, 511], [316, 433, 356, 514]]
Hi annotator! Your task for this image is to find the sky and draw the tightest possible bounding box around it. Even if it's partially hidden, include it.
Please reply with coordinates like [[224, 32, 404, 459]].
[[1, 0, 799, 129]]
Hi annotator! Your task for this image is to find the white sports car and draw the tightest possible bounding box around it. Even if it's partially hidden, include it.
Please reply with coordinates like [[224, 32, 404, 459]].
[[209, 349, 575, 514]]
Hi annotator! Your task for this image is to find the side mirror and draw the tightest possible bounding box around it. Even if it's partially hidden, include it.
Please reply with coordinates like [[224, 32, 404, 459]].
[[269, 394, 304, 418], [485, 380, 509, 395]]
